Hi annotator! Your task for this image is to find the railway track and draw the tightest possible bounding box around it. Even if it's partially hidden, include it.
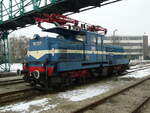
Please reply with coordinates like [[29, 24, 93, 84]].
[[0, 87, 35, 105], [0, 63, 149, 86], [0, 80, 51, 105], [131, 96, 150, 113], [0, 72, 17, 78], [0, 76, 24, 86], [72, 76, 150, 113], [0, 79, 24, 86], [0, 64, 150, 106]]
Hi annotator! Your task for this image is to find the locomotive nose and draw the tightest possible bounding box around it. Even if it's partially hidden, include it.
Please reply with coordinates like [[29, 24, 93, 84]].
[[32, 70, 40, 79]]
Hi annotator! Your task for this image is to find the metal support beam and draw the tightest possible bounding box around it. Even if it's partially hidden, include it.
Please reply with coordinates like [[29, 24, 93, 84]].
[[32, 0, 40, 10], [0, 1, 3, 23], [9, 0, 13, 19], [20, 0, 25, 15], [0, 0, 122, 31], [0, 31, 10, 72]]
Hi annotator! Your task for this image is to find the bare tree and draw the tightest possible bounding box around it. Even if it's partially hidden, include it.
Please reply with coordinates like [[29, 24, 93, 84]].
[[9, 35, 30, 63]]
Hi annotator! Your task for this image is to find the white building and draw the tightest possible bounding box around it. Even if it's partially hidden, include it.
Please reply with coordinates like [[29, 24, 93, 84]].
[[104, 35, 148, 60]]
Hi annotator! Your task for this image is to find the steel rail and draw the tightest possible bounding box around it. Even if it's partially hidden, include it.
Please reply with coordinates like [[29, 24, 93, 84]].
[[131, 97, 150, 113], [0, 72, 17, 77], [0, 87, 36, 104], [0, 78, 22, 82], [72, 76, 150, 113], [0, 65, 149, 87], [0, 64, 150, 105], [0, 87, 34, 97], [0, 79, 24, 86]]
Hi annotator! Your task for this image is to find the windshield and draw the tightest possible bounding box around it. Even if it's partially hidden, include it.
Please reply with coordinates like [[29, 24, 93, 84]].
[[75, 34, 85, 42]]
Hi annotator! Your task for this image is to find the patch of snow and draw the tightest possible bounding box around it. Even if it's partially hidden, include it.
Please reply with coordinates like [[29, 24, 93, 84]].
[[127, 69, 138, 72], [58, 85, 112, 101], [129, 64, 144, 69], [0, 63, 22, 72], [0, 98, 57, 113], [129, 63, 150, 70], [130, 60, 150, 63], [130, 60, 150, 65], [31, 104, 57, 113], [10, 63, 23, 72], [127, 63, 150, 72], [121, 68, 150, 79]]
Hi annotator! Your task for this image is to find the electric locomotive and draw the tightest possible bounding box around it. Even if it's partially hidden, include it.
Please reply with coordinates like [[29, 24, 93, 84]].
[[17, 14, 129, 89]]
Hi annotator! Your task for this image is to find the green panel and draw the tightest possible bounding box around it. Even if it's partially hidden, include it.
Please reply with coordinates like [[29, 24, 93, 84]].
[[32, 0, 39, 10], [51, 0, 58, 4], [20, 0, 25, 15], [0, 0, 66, 23], [51, 0, 64, 4]]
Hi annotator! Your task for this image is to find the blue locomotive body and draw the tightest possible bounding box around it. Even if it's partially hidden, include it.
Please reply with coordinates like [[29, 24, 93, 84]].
[[20, 27, 129, 89]]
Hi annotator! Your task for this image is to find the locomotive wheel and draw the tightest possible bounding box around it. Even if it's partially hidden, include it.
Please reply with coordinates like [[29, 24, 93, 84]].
[[23, 75, 29, 82], [52, 75, 73, 90], [91, 69, 99, 78]]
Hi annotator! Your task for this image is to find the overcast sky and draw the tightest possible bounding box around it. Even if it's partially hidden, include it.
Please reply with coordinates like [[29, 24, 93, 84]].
[[10, 0, 150, 44]]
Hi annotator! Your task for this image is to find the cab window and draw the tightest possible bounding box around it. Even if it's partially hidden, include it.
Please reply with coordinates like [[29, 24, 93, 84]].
[[91, 35, 97, 44], [75, 34, 85, 42], [97, 37, 101, 45]]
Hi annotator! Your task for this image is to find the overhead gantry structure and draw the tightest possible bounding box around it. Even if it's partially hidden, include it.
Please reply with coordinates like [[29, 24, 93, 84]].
[[0, 0, 123, 71]]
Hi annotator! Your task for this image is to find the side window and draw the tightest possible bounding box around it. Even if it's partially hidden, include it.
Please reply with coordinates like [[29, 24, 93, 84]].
[[97, 37, 101, 45], [75, 34, 85, 42], [91, 35, 97, 44]]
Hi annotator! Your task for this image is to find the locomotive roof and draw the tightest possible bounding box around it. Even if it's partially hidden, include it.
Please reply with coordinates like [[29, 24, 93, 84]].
[[43, 27, 86, 36]]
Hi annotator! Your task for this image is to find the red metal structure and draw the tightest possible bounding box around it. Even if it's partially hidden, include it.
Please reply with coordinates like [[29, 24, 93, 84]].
[[34, 14, 107, 34], [34, 14, 78, 25]]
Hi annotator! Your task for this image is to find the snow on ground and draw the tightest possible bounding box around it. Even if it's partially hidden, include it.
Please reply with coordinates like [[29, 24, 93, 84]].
[[130, 60, 150, 65], [129, 64, 145, 69], [127, 63, 150, 72], [0, 98, 57, 113], [121, 68, 150, 79], [9, 63, 22, 72], [58, 66, 150, 102], [58, 85, 112, 101], [0, 63, 22, 72]]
